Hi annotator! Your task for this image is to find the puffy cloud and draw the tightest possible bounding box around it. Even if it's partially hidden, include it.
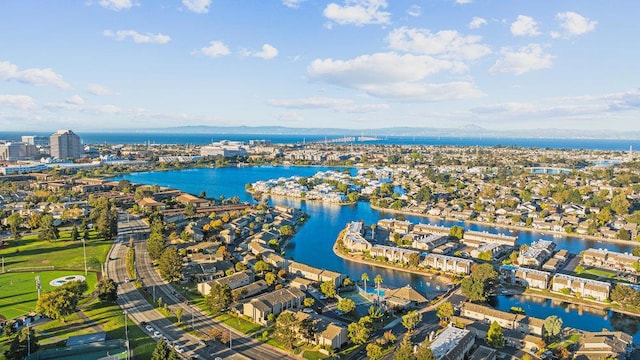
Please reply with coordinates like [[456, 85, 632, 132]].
[[489, 44, 554, 75], [386, 27, 491, 60], [407, 5, 421, 17], [103, 30, 171, 44], [66, 95, 85, 106], [182, 0, 212, 14], [308, 52, 484, 101], [510, 15, 540, 36], [556, 11, 597, 37], [87, 84, 114, 96], [98, 0, 134, 11], [323, 0, 391, 26], [195, 41, 231, 58], [0, 94, 36, 109], [469, 17, 487, 29], [267, 97, 389, 113], [0, 61, 70, 89], [240, 44, 279, 60], [282, 0, 305, 8]]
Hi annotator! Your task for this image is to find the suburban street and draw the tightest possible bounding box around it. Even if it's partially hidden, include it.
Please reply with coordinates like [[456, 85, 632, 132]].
[[108, 213, 296, 360]]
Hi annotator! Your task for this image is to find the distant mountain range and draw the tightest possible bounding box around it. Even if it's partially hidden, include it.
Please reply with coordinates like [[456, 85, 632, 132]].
[[140, 125, 640, 140]]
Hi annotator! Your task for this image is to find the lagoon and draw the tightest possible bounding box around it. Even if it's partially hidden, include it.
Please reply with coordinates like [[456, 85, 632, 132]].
[[113, 166, 640, 338]]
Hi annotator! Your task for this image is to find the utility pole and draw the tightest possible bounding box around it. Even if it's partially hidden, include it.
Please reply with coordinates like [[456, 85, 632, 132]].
[[229, 328, 232, 350], [124, 310, 130, 360], [82, 238, 87, 276], [27, 324, 30, 359], [35, 276, 41, 299], [2, 257, 4, 273]]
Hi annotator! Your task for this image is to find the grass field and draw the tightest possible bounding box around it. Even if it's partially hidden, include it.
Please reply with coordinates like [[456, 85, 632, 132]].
[[0, 271, 98, 320], [0, 230, 112, 272]]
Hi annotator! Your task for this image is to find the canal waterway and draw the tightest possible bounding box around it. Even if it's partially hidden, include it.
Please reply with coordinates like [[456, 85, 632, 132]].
[[113, 166, 640, 338]]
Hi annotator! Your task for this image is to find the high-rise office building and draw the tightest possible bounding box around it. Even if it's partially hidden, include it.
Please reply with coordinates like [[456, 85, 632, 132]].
[[50, 129, 82, 159], [0, 141, 37, 161]]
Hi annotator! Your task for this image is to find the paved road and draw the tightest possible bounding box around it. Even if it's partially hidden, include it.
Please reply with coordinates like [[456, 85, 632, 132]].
[[134, 239, 296, 360]]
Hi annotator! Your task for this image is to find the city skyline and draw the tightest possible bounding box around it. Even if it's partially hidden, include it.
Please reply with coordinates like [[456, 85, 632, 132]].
[[0, 0, 638, 132]]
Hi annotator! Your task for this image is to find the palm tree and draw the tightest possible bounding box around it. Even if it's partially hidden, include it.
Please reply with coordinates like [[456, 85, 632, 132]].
[[374, 274, 383, 300], [361, 273, 369, 293]]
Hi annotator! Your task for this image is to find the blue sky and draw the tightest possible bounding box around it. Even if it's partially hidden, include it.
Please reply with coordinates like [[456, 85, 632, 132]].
[[0, 0, 638, 132]]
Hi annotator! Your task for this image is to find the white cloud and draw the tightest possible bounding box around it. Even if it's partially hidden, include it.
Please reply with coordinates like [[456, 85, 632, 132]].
[[386, 27, 491, 60], [195, 41, 231, 58], [182, 0, 212, 14], [0, 95, 36, 109], [510, 15, 540, 36], [323, 0, 391, 26], [407, 5, 421, 17], [103, 30, 171, 44], [469, 17, 487, 29], [98, 0, 134, 11], [66, 95, 85, 106], [267, 97, 389, 113], [282, 0, 305, 8], [490, 44, 554, 75], [0, 61, 70, 89], [455, 0, 472, 4], [556, 11, 597, 37], [241, 44, 279, 60], [87, 84, 114, 96], [307, 52, 484, 101]]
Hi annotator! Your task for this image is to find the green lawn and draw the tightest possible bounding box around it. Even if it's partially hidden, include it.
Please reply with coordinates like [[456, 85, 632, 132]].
[[0, 271, 98, 320], [0, 230, 112, 272], [303, 350, 329, 359], [215, 313, 263, 334]]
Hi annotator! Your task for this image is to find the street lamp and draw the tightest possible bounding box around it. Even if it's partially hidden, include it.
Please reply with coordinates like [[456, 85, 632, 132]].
[[124, 310, 130, 360], [82, 238, 87, 276]]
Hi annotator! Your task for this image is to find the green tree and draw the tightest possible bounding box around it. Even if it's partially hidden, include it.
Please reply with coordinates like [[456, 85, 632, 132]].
[[35, 289, 78, 321], [449, 225, 464, 240], [374, 274, 383, 293], [265, 272, 277, 286], [279, 225, 294, 236], [71, 224, 79, 241], [184, 203, 196, 217], [4, 326, 38, 360], [59, 280, 88, 297], [543, 315, 563, 341], [176, 307, 183, 323], [361, 272, 369, 293], [366, 343, 384, 360], [96, 278, 118, 302], [298, 317, 317, 344], [415, 341, 435, 360], [337, 298, 356, 314], [461, 263, 498, 302], [347, 316, 372, 345], [205, 283, 231, 315], [401, 310, 421, 333], [147, 232, 166, 261], [7, 212, 21, 240], [158, 247, 183, 282], [320, 280, 337, 298], [486, 321, 505, 348], [611, 193, 631, 215], [303, 297, 315, 308], [477, 250, 493, 261], [435, 301, 454, 323], [408, 253, 420, 267], [254, 260, 271, 274], [38, 214, 58, 241], [394, 334, 415, 360], [151, 338, 179, 360], [275, 311, 299, 349]]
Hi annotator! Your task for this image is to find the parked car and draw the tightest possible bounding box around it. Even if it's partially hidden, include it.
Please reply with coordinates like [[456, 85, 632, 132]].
[[145, 325, 154, 332]]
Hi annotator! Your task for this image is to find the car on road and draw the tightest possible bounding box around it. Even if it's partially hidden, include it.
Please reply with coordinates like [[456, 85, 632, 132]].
[[124, 277, 130, 283], [153, 331, 161, 338], [302, 308, 315, 314], [145, 325, 154, 332], [174, 345, 185, 353], [319, 295, 328, 300], [334, 310, 345, 315]]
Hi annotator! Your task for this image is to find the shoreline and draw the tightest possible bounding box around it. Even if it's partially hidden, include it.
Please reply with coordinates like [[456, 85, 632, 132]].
[[331, 240, 454, 286], [369, 203, 640, 248], [520, 288, 640, 318]]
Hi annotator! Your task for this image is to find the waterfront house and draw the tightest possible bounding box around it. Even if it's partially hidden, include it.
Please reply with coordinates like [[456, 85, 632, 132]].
[[384, 285, 428, 308], [462, 231, 517, 247], [551, 273, 611, 301], [422, 253, 473, 275], [369, 245, 420, 264], [582, 248, 640, 274], [342, 221, 372, 252], [287, 261, 344, 287], [574, 331, 633, 360], [176, 193, 209, 208], [377, 218, 413, 234], [242, 287, 305, 325], [517, 239, 556, 268], [460, 302, 544, 336], [500, 265, 550, 289], [410, 233, 449, 251]]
